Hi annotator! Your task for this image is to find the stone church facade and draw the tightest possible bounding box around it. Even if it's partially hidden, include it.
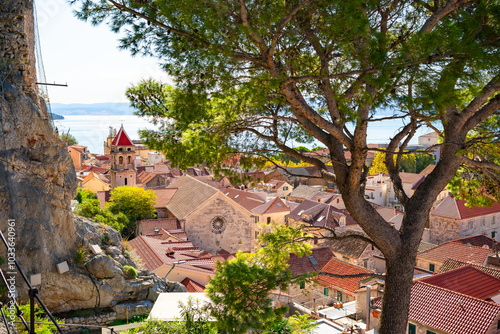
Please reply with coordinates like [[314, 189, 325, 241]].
[[183, 192, 257, 255]]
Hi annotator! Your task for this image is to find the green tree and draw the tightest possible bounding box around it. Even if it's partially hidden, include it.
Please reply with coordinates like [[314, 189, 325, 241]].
[[415, 151, 436, 174], [75, 188, 130, 234], [206, 224, 311, 333], [75, 187, 97, 203], [59, 132, 78, 145], [73, 1, 500, 333], [368, 151, 388, 175], [106, 186, 157, 236]]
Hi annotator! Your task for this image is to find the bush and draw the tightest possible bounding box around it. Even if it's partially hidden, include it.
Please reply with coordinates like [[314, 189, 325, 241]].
[[74, 246, 89, 266], [16, 304, 64, 334], [123, 265, 137, 279]]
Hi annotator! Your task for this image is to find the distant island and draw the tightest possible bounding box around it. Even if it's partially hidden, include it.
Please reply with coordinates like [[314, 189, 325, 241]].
[[50, 102, 134, 116], [51, 113, 64, 120]]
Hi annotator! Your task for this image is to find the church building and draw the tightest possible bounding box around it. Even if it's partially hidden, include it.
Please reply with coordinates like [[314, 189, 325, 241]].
[[110, 125, 137, 189]]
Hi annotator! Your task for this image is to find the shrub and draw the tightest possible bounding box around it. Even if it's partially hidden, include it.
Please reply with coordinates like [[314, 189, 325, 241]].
[[123, 265, 137, 279], [74, 246, 89, 266]]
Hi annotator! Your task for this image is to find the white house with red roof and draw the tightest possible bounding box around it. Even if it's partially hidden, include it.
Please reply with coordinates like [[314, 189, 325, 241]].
[[109, 125, 137, 189], [426, 194, 500, 244]]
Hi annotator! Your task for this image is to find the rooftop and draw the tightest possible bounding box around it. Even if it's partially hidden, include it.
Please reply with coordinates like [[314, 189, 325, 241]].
[[417, 241, 491, 265], [431, 195, 500, 220], [420, 265, 500, 301]]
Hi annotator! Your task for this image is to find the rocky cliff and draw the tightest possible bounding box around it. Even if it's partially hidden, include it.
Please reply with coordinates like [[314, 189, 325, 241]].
[[0, 0, 171, 315]]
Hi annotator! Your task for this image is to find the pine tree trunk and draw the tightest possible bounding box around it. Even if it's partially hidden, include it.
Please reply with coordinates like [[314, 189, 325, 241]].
[[377, 250, 416, 334]]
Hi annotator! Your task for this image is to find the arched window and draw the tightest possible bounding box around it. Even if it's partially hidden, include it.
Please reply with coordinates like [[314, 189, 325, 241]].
[[127, 156, 132, 164], [127, 148, 131, 151], [119, 156, 124, 164]]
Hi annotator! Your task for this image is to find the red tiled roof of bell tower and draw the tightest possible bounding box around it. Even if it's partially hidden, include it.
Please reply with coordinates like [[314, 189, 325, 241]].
[[111, 126, 134, 146]]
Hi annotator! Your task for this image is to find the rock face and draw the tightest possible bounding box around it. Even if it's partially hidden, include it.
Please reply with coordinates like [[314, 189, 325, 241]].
[[0, 0, 169, 315], [0, 0, 78, 276], [40, 218, 169, 313]]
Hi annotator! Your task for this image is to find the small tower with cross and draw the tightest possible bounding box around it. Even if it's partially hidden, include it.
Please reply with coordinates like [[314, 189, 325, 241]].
[[110, 125, 137, 188]]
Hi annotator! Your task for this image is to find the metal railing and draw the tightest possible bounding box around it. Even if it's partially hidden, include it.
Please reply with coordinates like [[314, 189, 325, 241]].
[[0, 230, 63, 334]]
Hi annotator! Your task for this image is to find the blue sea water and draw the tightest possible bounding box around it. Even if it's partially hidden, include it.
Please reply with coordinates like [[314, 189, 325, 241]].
[[54, 115, 157, 155], [54, 115, 432, 155]]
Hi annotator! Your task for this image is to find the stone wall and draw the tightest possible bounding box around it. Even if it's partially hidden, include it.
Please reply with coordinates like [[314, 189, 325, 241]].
[[185, 193, 256, 254], [0, 0, 37, 92]]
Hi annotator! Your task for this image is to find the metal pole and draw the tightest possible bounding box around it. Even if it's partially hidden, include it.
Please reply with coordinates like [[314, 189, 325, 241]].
[[29, 288, 37, 334]]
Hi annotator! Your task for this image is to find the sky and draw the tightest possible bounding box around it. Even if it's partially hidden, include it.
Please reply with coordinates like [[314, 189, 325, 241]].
[[36, 0, 172, 104]]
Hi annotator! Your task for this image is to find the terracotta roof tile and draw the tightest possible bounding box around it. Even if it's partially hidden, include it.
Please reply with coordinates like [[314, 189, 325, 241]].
[[432, 195, 500, 220], [82, 166, 109, 174], [287, 247, 335, 276], [452, 234, 500, 251], [417, 241, 491, 265], [328, 237, 371, 259], [252, 197, 290, 214], [421, 265, 500, 300], [223, 188, 266, 211], [165, 176, 218, 219], [318, 258, 372, 296], [137, 218, 180, 235], [407, 282, 500, 334], [152, 188, 178, 208], [438, 258, 500, 279], [128, 236, 215, 275], [111, 126, 134, 146], [287, 199, 344, 229], [181, 277, 205, 292]]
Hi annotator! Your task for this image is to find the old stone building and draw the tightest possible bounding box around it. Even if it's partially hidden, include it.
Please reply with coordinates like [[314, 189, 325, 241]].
[[425, 195, 500, 244], [163, 175, 258, 254]]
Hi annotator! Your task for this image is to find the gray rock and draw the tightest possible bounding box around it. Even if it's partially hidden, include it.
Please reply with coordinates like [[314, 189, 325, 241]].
[[86, 254, 123, 279], [165, 281, 187, 292], [106, 246, 122, 257], [113, 300, 154, 319]]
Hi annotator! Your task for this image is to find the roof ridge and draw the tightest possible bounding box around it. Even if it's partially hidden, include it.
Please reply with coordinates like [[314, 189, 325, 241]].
[[417, 281, 500, 307], [133, 236, 166, 269], [323, 256, 374, 272], [446, 257, 500, 271], [425, 264, 500, 282], [419, 240, 492, 255]]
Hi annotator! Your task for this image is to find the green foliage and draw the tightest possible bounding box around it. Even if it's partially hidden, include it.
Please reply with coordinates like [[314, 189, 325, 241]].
[[75, 187, 97, 203], [108, 314, 148, 326], [264, 313, 317, 334], [75, 198, 102, 218], [205, 224, 311, 333], [75, 188, 131, 235], [128, 298, 217, 334], [415, 152, 436, 174], [60, 132, 78, 145], [369, 150, 434, 175], [17, 304, 64, 334], [123, 265, 138, 279], [74, 246, 89, 266], [106, 186, 157, 237]]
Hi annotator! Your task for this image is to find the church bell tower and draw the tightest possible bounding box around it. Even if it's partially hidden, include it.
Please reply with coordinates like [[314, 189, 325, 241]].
[[110, 125, 137, 189]]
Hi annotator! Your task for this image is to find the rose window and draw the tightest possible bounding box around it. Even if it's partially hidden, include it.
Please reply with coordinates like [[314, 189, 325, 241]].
[[211, 217, 226, 234]]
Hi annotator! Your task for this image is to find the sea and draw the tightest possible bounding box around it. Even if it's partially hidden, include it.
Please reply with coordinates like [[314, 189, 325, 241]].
[[54, 115, 157, 155], [54, 114, 433, 156]]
